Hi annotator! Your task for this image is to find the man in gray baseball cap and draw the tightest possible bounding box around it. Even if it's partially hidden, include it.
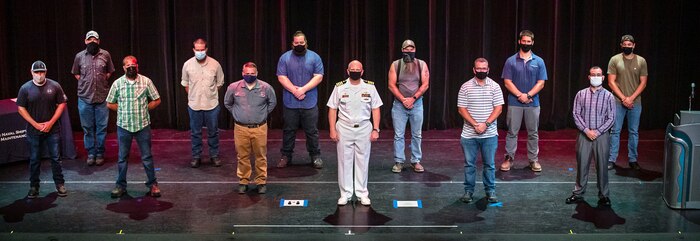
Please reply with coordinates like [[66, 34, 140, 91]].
[[71, 30, 115, 166]]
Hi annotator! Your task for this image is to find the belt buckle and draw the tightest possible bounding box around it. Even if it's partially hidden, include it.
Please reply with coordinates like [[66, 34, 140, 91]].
[[353, 124, 360, 128]]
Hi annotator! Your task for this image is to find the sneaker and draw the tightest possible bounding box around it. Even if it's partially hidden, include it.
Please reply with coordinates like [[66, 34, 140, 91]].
[[392, 163, 403, 173], [530, 161, 542, 172], [111, 186, 126, 198], [607, 162, 616, 170], [629, 162, 641, 170], [86, 156, 96, 166], [598, 196, 611, 206], [358, 197, 371, 206], [500, 155, 513, 171], [411, 163, 425, 173], [95, 156, 105, 166], [211, 157, 222, 167], [190, 158, 201, 168], [149, 184, 161, 197], [56, 184, 67, 197], [565, 194, 584, 204], [27, 186, 39, 199], [277, 156, 290, 168], [257, 184, 267, 194], [312, 157, 323, 169], [460, 192, 474, 203], [238, 184, 248, 194], [337, 197, 351, 206], [486, 193, 498, 203]]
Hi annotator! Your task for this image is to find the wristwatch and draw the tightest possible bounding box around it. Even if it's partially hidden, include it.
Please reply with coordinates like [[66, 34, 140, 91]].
[[526, 93, 533, 99], [412, 96, 418, 100], [485, 121, 492, 127], [372, 128, 380, 133]]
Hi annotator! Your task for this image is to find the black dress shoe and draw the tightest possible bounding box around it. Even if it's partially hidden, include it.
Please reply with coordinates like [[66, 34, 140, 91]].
[[607, 162, 615, 170], [566, 194, 584, 204], [598, 196, 611, 206], [629, 162, 641, 170]]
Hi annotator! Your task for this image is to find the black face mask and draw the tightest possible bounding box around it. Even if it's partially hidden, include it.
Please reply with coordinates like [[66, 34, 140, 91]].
[[622, 47, 634, 55], [126, 66, 138, 79], [348, 71, 361, 80], [519, 44, 533, 52], [86, 42, 100, 55], [475, 71, 488, 80], [293, 45, 307, 55], [402, 52, 415, 63]]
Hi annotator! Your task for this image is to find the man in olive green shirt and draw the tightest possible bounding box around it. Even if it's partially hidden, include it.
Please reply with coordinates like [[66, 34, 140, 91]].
[[607, 34, 648, 170]]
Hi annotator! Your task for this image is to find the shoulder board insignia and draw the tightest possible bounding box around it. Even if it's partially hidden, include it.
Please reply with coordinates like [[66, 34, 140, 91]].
[[363, 80, 374, 85], [336, 80, 347, 87]]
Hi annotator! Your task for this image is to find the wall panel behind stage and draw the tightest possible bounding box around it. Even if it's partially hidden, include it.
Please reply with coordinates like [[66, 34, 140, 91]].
[[1, 0, 698, 131]]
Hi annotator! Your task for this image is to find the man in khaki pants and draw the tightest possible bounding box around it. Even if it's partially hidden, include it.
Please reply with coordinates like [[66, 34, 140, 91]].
[[224, 62, 277, 194]]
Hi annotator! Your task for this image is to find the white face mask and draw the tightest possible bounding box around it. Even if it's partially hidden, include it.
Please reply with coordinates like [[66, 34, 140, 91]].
[[195, 51, 206, 60], [589, 76, 603, 87], [32, 73, 46, 86]]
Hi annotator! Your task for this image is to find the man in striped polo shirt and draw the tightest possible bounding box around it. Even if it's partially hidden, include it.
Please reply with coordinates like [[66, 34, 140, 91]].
[[566, 66, 615, 206], [457, 58, 504, 204], [106, 56, 162, 198]]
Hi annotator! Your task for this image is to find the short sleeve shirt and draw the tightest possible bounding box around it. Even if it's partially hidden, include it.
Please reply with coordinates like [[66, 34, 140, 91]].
[[326, 79, 383, 125], [501, 52, 547, 107], [276, 50, 324, 109], [181, 56, 225, 110], [71, 49, 115, 103], [457, 77, 504, 139], [106, 75, 161, 132], [607, 53, 648, 103], [16, 79, 68, 135]]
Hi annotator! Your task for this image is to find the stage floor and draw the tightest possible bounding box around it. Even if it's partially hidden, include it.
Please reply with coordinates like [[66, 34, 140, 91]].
[[1, 128, 699, 241]]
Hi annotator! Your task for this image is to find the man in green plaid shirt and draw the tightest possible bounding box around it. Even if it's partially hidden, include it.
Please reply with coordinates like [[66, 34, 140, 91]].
[[106, 55, 162, 198]]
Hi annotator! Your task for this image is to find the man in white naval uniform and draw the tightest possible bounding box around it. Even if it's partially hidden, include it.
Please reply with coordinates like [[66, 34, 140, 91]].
[[327, 60, 383, 206]]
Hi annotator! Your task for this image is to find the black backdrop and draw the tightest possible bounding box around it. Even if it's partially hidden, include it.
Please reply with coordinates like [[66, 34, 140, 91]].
[[1, 0, 698, 131]]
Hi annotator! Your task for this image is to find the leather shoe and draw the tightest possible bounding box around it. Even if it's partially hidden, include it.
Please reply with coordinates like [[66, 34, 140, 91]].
[[238, 184, 248, 194], [607, 162, 615, 170], [257, 185, 267, 194], [277, 156, 290, 168], [190, 158, 201, 168], [566, 194, 584, 204], [629, 162, 641, 170], [211, 157, 222, 167], [598, 196, 611, 206]]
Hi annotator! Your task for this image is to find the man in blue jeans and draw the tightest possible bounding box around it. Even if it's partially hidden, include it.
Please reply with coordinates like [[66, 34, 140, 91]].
[[607, 34, 648, 170], [276, 31, 325, 169], [71, 30, 115, 166], [457, 58, 504, 203], [17, 61, 68, 199], [106, 56, 161, 198], [387, 39, 430, 173], [181, 38, 224, 168]]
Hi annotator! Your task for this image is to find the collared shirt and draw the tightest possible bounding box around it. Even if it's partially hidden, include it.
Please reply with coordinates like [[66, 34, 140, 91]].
[[607, 53, 648, 103], [501, 52, 548, 107], [326, 79, 383, 125], [71, 49, 115, 103], [276, 50, 324, 109], [223, 79, 277, 124], [106, 74, 160, 132], [457, 77, 505, 139], [16, 79, 67, 135], [573, 87, 615, 135], [181, 56, 225, 110]]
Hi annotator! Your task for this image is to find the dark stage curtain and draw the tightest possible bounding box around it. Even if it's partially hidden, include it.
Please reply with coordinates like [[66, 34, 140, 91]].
[[0, 0, 698, 131]]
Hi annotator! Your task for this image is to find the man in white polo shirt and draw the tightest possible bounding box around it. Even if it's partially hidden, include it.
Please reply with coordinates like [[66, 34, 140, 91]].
[[457, 58, 504, 204]]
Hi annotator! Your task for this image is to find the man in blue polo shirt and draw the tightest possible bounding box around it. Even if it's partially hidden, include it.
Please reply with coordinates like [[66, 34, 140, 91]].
[[501, 30, 548, 172], [276, 31, 325, 169]]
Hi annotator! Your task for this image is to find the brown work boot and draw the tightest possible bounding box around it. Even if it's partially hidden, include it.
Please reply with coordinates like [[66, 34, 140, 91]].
[[149, 184, 161, 197], [277, 155, 290, 168], [411, 163, 425, 173], [500, 155, 513, 171]]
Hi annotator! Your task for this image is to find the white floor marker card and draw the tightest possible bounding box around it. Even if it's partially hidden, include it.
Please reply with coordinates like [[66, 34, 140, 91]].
[[393, 200, 423, 208], [280, 199, 308, 207]]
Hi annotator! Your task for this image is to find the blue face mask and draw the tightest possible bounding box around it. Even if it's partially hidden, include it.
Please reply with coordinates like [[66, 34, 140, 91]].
[[243, 75, 257, 83], [194, 51, 206, 60]]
